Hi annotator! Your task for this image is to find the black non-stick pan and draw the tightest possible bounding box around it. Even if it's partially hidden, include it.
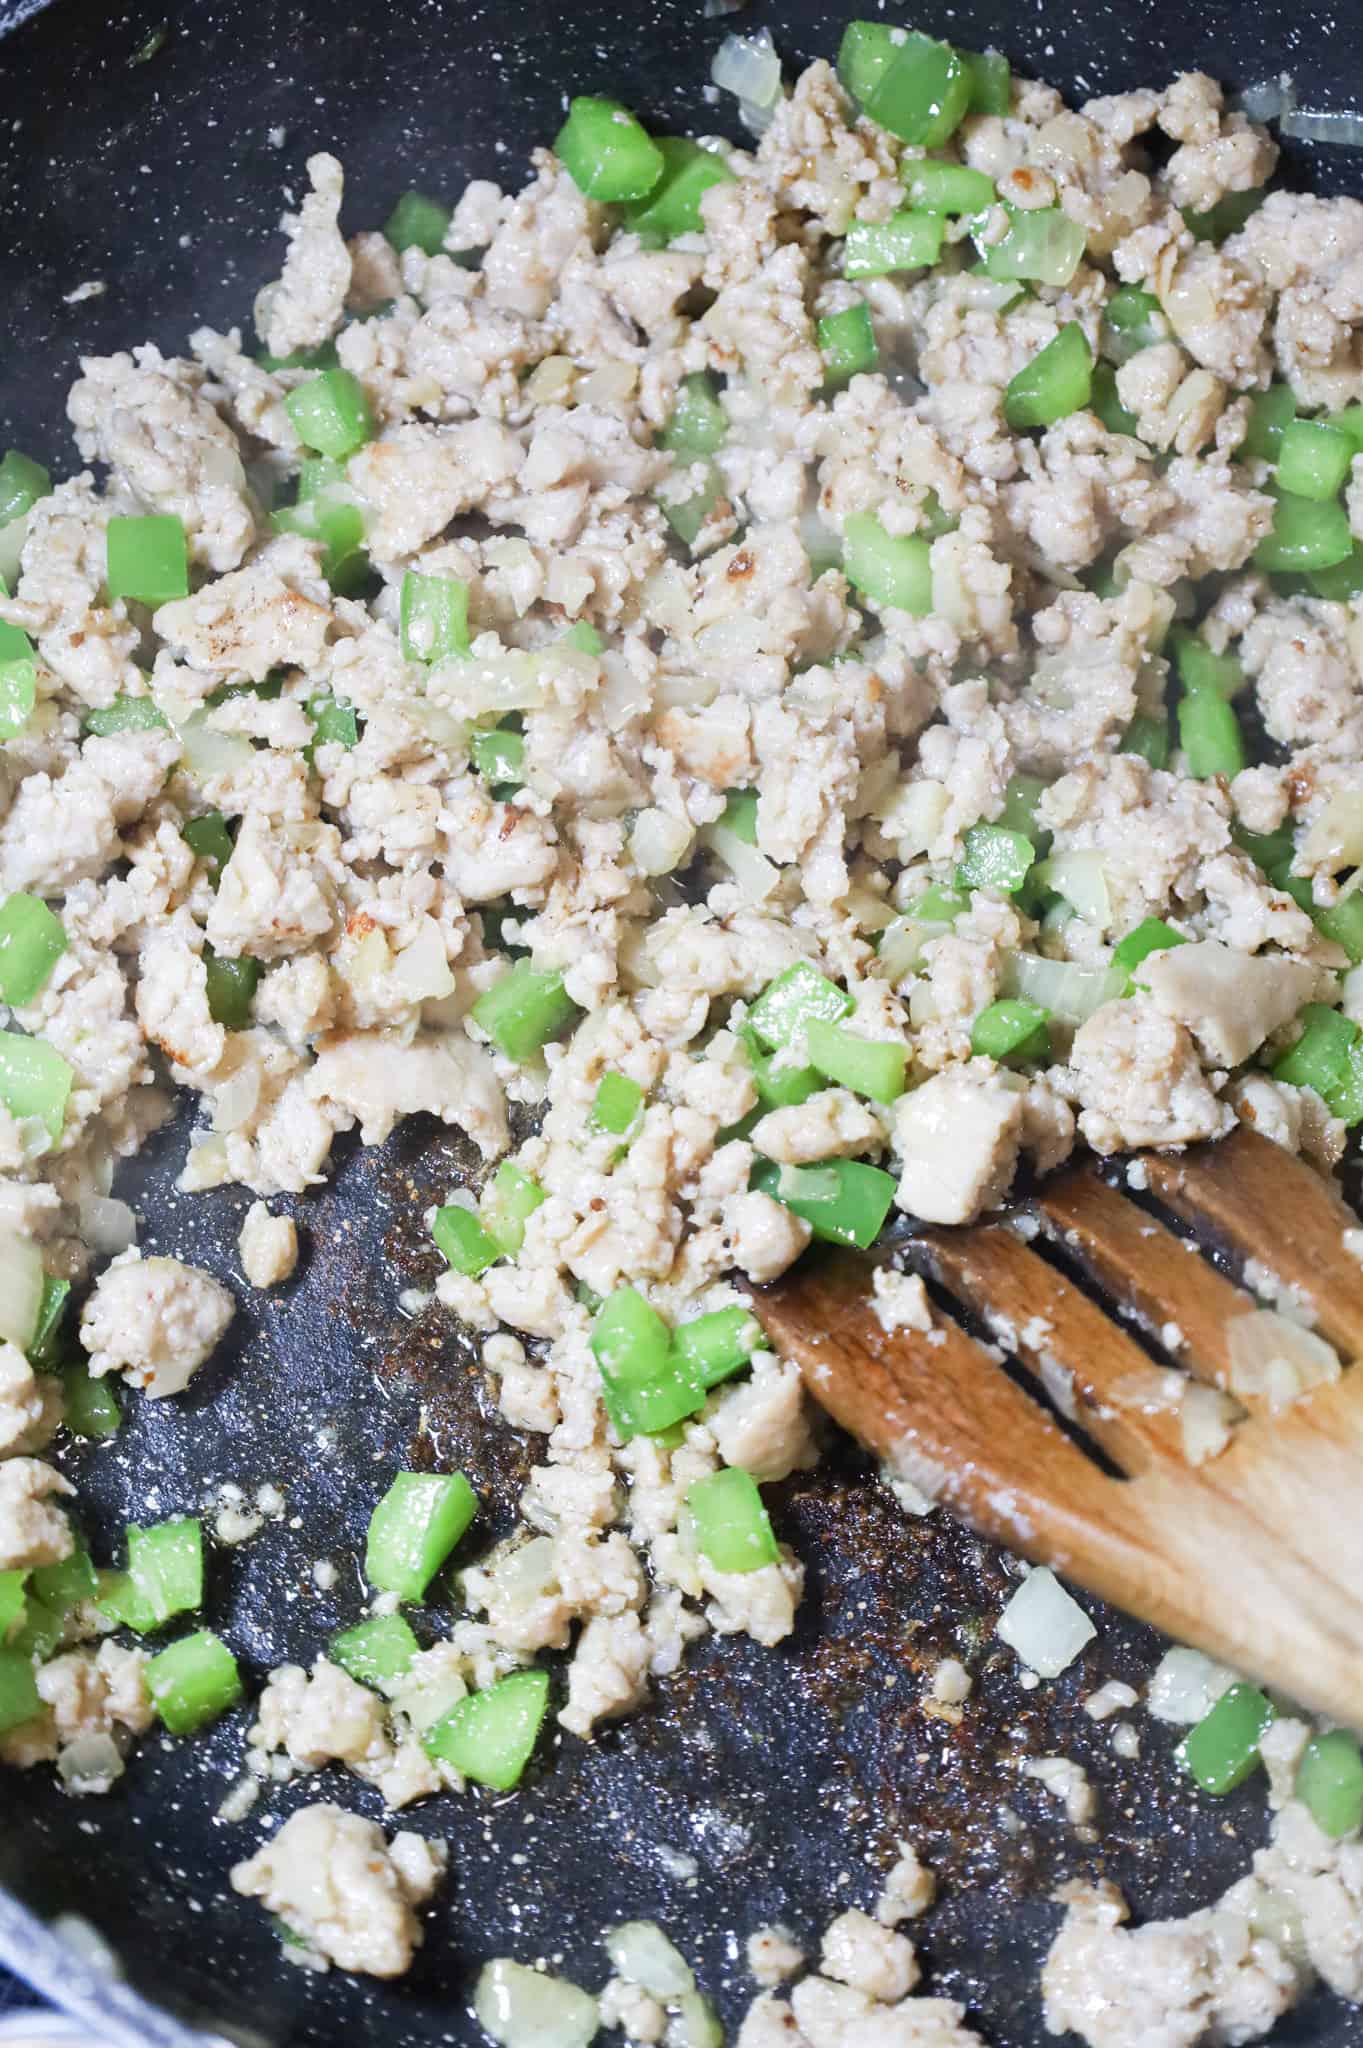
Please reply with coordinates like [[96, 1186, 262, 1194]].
[[3, 3, 1363, 2043]]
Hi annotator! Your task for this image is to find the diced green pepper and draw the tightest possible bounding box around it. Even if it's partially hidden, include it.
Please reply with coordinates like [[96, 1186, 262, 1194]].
[[31, 1546, 96, 1616], [423, 1668, 549, 1789], [307, 692, 359, 751], [284, 369, 374, 460], [970, 997, 1050, 1063], [1310, 545, 1363, 602], [671, 1308, 763, 1391], [272, 492, 368, 593], [1314, 892, 1363, 965], [804, 1016, 906, 1103], [555, 97, 664, 202], [622, 137, 735, 243], [1295, 1729, 1363, 1840], [0, 1032, 73, 1146], [752, 1157, 896, 1250], [0, 1572, 25, 1644], [592, 1287, 704, 1439], [181, 813, 234, 880], [836, 20, 898, 105], [1171, 628, 1242, 700], [1103, 285, 1165, 363], [562, 620, 604, 655], [1178, 1681, 1274, 1794], [83, 694, 169, 737], [0, 894, 66, 1006], [843, 511, 932, 614], [1277, 418, 1355, 502], [1120, 714, 1170, 770], [591, 1071, 644, 1136], [127, 1519, 203, 1627], [844, 211, 944, 279], [962, 47, 1011, 115], [748, 961, 852, 1052], [0, 659, 35, 741], [432, 1204, 502, 1277], [400, 570, 471, 664], [955, 823, 1035, 895], [471, 727, 525, 787], [0, 1649, 42, 1737], [1273, 1004, 1361, 1123], [686, 1468, 779, 1574], [1089, 362, 1140, 438], [741, 1032, 823, 1114], [862, 32, 970, 148], [1238, 384, 1296, 463], [365, 1471, 478, 1600], [902, 160, 995, 213], [973, 204, 1086, 288], [720, 790, 758, 844], [1112, 918, 1187, 979], [0, 450, 51, 530], [661, 465, 725, 549], [331, 1612, 421, 1690], [1255, 491, 1353, 575], [146, 1629, 243, 1735], [1003, 323, 1093, 432], [1177, 690, 1245, 781], [658, 374, 728, 460], [61, 1366, 121, 1440], [384, 191, 451, 257], [997, 773, 1053, 851], [818, 304, 879, 388], [95, 1568, 160, 1635], [1184, 186, 1264, 244], [479, 1161, 546, 1258], [27, 1275, 70, 1371], [204, 951, 260, 1032], [106, 514, 189, 604], [471, 963, 578, 1062]]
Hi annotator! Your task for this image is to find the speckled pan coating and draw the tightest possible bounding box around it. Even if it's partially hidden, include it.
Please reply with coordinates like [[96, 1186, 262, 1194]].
[[1, 2, 1362, 2045]]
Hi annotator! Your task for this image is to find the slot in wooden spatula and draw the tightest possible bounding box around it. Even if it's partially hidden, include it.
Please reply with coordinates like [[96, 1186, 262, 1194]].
[[747, 1125, 1363, 1730]]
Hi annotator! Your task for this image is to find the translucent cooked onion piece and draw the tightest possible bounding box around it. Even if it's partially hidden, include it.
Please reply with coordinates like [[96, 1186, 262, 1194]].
[[474, 1961, 599, 2048], [711, 29, 783, 111], [1225, 1308, 1341, 1412], [1003, 953, 1125, 1027], [604, 1920, 696, 1999], [996, 1565, 1095, 1677], [0, 1226, 44, 1350]]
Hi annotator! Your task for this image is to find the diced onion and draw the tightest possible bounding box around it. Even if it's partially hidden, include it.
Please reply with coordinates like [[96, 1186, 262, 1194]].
[[474, 1960, 599, 2048], [597, 650, 651, 730], [1180, 1381, 1238, 1466], [1301, 792, 1363, 873], [390, 917, 455, 1003], [737, 95, 781, 138], [630, 807, 695, 877], [1146, 1646, 1236, 1725], [712, 29, 782, 112], [878, 914, 953, 983], [671, 1992, 724, 2048], [995, 1565, 1096, 1678], [524, 356, 577, 405], [429, 649, 547, 717], [211, 1047, 263, 1134], [482, 1536, 558, 1613], [337, 927, 392, 996], [1235, 75, 1295, 121], [57, 1733, 125, 1796], [0, 510, 30, 588], [604, 1921, 695, 1999], [1033, 851, 1110, 927], [694, 615, 765, 670], [0, 1225, 44, 1349], [1225, 1307, 1341, 1413], [876, 779, 950, 859], [78, 1195, 137, 1256], [1003, 953, 1125, 1027], [577, 362, 638, 406], [179, 711, 254, 782], [1280, 107, 1363, 145], [703, 821, 780, 901]]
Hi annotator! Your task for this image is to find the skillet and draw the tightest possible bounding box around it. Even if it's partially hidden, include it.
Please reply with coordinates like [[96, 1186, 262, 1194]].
[[2, 1, 1363, 2042]]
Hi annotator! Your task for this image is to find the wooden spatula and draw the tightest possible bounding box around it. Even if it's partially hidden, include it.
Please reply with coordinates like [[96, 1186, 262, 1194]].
[[747, 1126, 1363, 1730]]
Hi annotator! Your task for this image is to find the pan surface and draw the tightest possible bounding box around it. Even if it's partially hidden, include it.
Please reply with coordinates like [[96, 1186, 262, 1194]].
[[2, 2, 1363, 2043]]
